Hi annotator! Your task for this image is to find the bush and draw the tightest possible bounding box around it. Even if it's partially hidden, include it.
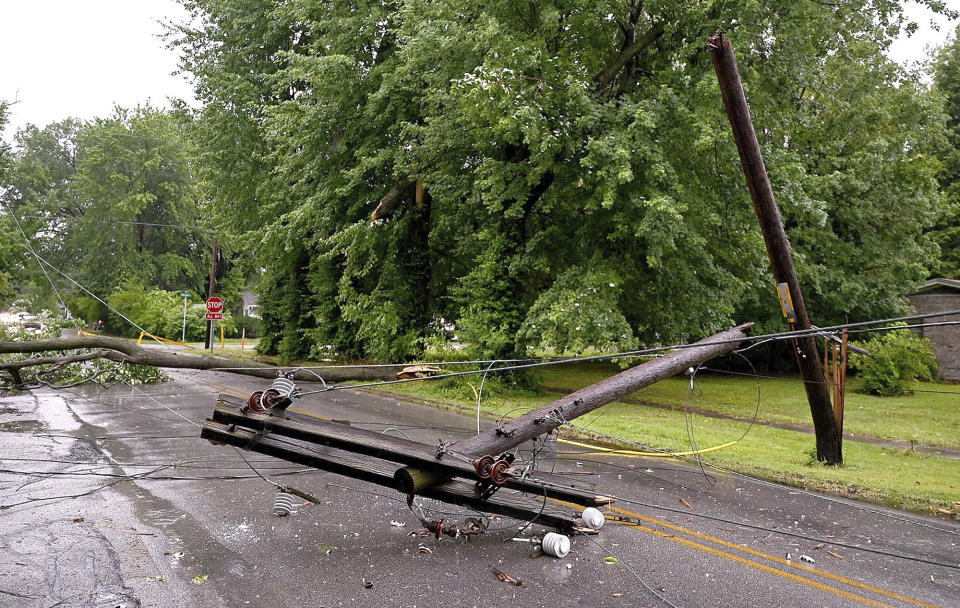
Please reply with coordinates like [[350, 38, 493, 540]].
[[106, 282, 235, 342], [850, 328, 939, 396]]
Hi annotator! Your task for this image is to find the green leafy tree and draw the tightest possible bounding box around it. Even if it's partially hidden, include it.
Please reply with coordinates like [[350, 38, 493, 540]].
[[1, 107, 239, 323], [0, 101, 18, 306], [931, 25, 960, 278], [172, 0, 951, 362], [850, 328, 939, 396]]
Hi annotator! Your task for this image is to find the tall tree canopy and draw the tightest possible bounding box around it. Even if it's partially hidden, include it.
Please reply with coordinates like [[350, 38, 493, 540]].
[[171, 0, 951, 362], [1, 107, 225, 317], [931, 25, 960, 278], [0, 101, 18, 307]]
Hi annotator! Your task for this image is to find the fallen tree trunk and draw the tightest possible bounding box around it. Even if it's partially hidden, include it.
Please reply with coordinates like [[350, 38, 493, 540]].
[[396, 322, 753, 492], [0, 336, 403, 383]]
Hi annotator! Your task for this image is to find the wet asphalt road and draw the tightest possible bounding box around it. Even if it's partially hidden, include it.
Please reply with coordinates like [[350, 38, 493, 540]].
[[0, 369, 957, 608]]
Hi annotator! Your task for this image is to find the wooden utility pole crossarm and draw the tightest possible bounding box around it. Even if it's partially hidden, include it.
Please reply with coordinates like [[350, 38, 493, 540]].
[[708, 33, 842, 464]]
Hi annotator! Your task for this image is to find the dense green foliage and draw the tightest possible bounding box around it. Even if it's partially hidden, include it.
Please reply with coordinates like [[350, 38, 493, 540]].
[[0, 102, 16, 307], [0, 107, 242, 324], [105, 281, 235, 340], [850, 329, 939, 396], [931, 25, 960, 278], [172, 1, 951, 362]]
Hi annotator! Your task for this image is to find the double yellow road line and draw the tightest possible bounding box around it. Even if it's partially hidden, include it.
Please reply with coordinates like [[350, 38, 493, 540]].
[[601, 502, 942, 608]]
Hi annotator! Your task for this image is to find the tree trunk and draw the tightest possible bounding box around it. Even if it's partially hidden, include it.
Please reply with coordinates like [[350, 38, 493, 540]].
[[0, 336, 402, 382]]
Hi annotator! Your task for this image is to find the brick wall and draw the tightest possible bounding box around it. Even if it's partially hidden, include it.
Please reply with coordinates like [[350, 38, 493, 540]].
[[908, 293, 960, 381]]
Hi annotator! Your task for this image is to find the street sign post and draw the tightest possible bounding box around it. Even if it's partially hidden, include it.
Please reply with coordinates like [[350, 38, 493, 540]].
[[205, 297, 224, 321]]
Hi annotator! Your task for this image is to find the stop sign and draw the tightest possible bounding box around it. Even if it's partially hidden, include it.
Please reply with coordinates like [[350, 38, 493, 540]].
[[205, 297, 224, 314]]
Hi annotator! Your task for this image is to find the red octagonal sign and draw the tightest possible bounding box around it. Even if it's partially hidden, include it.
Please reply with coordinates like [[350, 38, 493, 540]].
[[205, 297, 224, 314]]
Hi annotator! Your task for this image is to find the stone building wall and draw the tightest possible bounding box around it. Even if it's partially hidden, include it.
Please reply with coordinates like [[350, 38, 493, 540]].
[[908, 292, 960, 381]]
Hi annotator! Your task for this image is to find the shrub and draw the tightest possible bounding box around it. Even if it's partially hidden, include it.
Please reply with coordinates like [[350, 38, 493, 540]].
[[850, 328, 939, 396], [106, 282, 235, 342]]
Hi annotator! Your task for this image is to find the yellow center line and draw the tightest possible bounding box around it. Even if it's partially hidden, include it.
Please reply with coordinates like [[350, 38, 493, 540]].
[[610, 517, 895, 608], [606, 505, 942, 608], [197, 380, 247, 399], [547, 497, 939, 608], [287, 407, 331, 421]]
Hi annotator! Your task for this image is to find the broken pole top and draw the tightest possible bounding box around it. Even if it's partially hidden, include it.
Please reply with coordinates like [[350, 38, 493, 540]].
[[448, 323, 753, 460]]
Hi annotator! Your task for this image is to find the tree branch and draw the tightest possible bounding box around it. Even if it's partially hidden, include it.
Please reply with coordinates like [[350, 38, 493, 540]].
[[371, 180, 416, 220], [593, 21, 664, 90], [0, 336, 401, 382]]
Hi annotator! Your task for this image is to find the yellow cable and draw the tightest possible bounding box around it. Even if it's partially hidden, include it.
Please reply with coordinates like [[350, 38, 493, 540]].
[[556, 437, 738, 457]]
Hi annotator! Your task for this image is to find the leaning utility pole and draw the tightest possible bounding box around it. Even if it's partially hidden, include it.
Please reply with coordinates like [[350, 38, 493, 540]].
[[708, 33, 842, 464]]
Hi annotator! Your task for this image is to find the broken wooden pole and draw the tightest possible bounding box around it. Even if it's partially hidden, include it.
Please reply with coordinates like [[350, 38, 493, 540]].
[[201, 419, 580, 529], [707, 33, 842, 465], [396, 323, 753, 492], [209, 396, 609, 507]]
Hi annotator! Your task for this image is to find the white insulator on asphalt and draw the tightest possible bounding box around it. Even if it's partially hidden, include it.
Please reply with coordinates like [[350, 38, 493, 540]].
[[581, 507, 606, 530], [273, 491, 296, 516], [541, 532, 571, 558]]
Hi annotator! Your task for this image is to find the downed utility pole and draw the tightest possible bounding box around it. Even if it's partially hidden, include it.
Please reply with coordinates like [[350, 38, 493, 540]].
[[396, 323, 753, 493], [204, 324, 753, 527], [708, 33, 842, 464]]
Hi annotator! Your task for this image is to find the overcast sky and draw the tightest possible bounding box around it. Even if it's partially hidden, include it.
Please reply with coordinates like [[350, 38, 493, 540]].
[[1, 0, 957, 143]]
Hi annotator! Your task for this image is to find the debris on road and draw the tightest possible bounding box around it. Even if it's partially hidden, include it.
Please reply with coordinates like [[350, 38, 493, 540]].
[[827, 551, 844, 560], [192, 575, 208, 585], [581, 507, 605, 530], [396, 365, 441, 380], [492, 567, 522, 586], [680, 498, 693, 510], [541, 532, 571, 558], [799, 555, 815, 563], [273, 490, 295, 516], [390, 519, 406, 527], [362, 577, 374, 588]]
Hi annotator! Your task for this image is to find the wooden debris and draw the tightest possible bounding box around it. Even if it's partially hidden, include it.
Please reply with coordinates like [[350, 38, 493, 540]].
[[396, 365, 442, 380], [492, 567, 522, 586]]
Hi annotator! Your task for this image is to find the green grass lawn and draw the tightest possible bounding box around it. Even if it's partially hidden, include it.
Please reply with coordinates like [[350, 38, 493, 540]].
[[363, 361, 960, 514]]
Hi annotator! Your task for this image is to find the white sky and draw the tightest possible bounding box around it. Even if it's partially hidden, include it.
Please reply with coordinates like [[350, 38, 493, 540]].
[[0, 0, 958, 144], [0, 0, 193, 141]]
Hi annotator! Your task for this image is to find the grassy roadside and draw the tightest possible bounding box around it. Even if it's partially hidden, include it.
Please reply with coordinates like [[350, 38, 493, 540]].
[[360, 362, 960, 515]]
